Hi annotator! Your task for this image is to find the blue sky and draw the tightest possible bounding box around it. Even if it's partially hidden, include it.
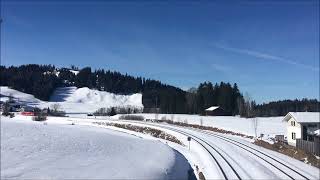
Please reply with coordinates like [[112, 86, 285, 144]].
[[1, 0, 319, 103]]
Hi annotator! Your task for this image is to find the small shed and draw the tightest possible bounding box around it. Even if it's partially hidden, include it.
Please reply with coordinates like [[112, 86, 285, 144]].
[[205, 106, 226, 116]]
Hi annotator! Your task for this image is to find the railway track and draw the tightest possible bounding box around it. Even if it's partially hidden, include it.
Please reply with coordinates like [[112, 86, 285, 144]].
[[163, 126, 241, 180], [127, 121, 311, 180], [187, 127, 311, 180], [120, 121, 243, 180], [66, 117, 316, 179]]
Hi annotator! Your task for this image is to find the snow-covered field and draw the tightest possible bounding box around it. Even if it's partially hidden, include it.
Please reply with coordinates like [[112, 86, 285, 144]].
[[0, 116, 192, 179], [0, 86, 143, 113], [2, 114, 318, 179], [113, 113, 286, 142]]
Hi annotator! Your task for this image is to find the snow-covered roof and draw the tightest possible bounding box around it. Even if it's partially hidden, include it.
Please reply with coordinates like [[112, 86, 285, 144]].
[[205, 106, 220, 111], [283, 112, 320, 123]]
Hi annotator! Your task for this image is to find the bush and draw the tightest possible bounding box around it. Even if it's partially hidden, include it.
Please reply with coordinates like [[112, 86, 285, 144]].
[[93, 106, 143, 116], [33, 115, 47, 121], [33, 109, 47, 121], [2, 101, 10, 116], [119, 115, 144, 121], [161, 116, 167, 120], [109, 107, 117, 116], [2, 112, 11, 116], [2, 112, 15, 118], [48, 110, 66, 117], [47, 106, 66, 117], [93, 107, 109, 116]]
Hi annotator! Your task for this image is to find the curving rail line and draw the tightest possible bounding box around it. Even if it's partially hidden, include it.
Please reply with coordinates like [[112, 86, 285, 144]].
[[188, 127, 310, 180]]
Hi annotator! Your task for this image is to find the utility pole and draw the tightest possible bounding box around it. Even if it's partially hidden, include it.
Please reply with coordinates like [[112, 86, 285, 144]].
[[187, 137, 191, 150], [0, 0, 3, 66]]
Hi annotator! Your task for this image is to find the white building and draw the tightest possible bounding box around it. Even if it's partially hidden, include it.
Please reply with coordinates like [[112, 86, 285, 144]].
[[283, 112, 320, 146]]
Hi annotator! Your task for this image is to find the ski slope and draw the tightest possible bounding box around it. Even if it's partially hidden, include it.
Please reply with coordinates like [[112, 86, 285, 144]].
[[0, 117, 192, 179], [0, 86, 143, 113]]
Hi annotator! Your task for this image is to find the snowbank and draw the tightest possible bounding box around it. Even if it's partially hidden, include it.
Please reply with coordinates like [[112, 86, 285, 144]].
[[0, 117, 192, 179]]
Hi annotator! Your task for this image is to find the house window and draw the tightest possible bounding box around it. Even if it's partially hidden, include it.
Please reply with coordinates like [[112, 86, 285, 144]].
[[291, 121, 295, 126], [292, 132, 296, 140]]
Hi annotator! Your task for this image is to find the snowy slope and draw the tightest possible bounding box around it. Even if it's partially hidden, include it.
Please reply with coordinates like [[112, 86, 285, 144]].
[[0, 87, 40, 104], [49, 87, 77, 102], [0, 117, 192, 179], [50, 87, 142, 107], [0, 86, 143, 113]]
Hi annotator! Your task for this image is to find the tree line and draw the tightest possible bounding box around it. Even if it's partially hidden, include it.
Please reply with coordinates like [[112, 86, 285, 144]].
[[254, 99, 320, 117], [1, 64, 319, 116]]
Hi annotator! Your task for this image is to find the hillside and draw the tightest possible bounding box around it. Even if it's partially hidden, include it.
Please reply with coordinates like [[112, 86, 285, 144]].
[[0, 86, 143, 113], [1, 64, 318, 116]]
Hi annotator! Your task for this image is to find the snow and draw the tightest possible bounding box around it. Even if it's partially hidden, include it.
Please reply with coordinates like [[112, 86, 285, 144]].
[[205, 106, 220, 111], [0, 86, 143, 113], [91, 120, 219, 179], [1, 116, 193, 179], [284, 112, 320, 123], [0, 87, 40, 104], [75, 112, 285, 143], [2, 114, 318, 179], [104, 120, 320, 179], [117, 113, 285, 143], [69, 70, 79, 75], [314, 129, 320, 136]]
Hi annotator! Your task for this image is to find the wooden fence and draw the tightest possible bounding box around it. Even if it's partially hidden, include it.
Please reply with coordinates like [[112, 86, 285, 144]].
[[296, 138, 320, 156]]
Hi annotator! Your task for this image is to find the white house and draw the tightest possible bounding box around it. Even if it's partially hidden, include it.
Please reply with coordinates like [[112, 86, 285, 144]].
[[283, 112, 320, 146]]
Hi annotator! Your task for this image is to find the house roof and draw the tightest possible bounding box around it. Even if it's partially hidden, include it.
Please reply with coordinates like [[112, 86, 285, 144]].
[[205, 106, 220, 111], [283, 112, 320, 123]]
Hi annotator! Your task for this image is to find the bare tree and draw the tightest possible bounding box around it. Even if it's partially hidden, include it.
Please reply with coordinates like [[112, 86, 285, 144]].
[[2, 101, 11, 116], [51, 103, 61, 112], [186, 88, 197, 114], [8, 93, 14, 103], [171, 114, 175, 122], [244, 92, 252, 118], [238, 92, 256, 118], [237, 96, 244, 117], [253, 118, 259, 138]]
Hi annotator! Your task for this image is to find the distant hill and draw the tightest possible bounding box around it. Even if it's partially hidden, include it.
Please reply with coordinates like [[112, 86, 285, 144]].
[[0, 64, 242, 115], [1, 64, 318, 116]]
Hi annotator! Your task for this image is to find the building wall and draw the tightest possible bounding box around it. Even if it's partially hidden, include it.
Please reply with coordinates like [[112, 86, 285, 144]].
[[286, 117, 301, 146]]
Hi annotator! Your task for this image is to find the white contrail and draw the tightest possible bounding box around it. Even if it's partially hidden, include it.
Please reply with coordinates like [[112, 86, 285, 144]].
[[213, 44, 319, 71]]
